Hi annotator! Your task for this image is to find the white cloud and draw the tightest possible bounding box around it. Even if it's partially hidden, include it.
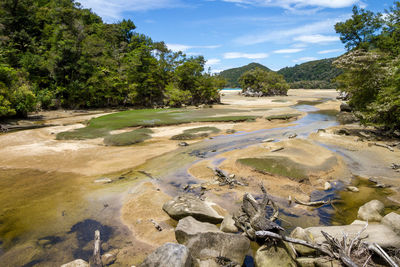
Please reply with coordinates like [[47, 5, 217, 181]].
[[234, 18, 339, 45], [293, 34, 339, 43], [293, 57, 318, 63], [273, 48, 303, 54], [318, 49, 343, 54], [221, 0, 359, 10], [206, 58, 221, 65], [78, 0, 182, 21], [223, 52, 269, 59], [166, 44, 221, 52]]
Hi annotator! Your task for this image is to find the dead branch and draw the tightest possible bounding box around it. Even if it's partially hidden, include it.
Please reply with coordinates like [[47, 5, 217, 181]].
[[374, 142, 395, 152], [368, 243, 399, 267], [90, 230, 103, 267], [255, 230, 334, 258], [294, 197, 330, 207], [213, 167, 247, 187]]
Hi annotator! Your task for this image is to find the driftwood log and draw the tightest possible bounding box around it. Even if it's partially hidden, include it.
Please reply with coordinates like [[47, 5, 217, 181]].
[[90, 230, 103, 267], [233, 184, 283, 240], [256, 223, 399, 267]]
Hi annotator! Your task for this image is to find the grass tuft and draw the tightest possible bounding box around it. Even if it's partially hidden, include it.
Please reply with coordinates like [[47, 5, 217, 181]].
[[265, 113, 300, 121], [103, 128, 153, 146], [171, 126, 220, 140]]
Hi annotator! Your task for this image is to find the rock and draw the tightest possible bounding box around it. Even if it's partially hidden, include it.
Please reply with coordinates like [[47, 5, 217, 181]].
[[196, 259, 220, 267], [289, 227, 316, 256], [306, 223, 400, 248], [346, 186, 359, 192], [350, 220, 367, 225], [324, 182, 332, 191], [175, 216, 221, 244], [255, 241, 296, 267], [61, 259, 89, 267], [178, 142, 189, 147], [382, 212, 400, 235], [226, 129, 236, 134], [139, 243, 192, 267], [220, 215, 238, 233], [184, 231, 250, 265], [94, 177, 112, 184], [102, 250, 118, 266], [228, 173, 235, 179], [262, 138, 275, 143], [288, 133, 297, 139], [337, 112, 358, 124], [296, 257, 341, 267], [357, 200, 385, 222], [317, 129, 326, 133], [162, 195, 224, 224], [335, 128, 350, 135], [340, 102, 352, 112]]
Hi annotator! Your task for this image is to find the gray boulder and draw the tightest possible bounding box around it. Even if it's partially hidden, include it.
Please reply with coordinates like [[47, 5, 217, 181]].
[[357, 199, 385, 222], [61, 259, 89, 267], [175, 216, 221, 244], [306, 223, 400, 248], [139, 243, 192, 267], [255, 241, 296, 267], [289, 227, 316, 256], [382, 212, 400, 235], [220, 215, 238, 233], [184, 231, 250, 265], [163, 195, 223, 224], [340, 102, 352, 112]]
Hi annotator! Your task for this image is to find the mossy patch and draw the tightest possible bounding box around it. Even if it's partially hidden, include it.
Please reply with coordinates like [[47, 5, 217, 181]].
[[103, 128, 153, 146], [57, 108, 256, 140], [295, 100, 324, 106], [237, 157, 308, 182], [265, 113, 301, 121], [272, 99, 288, 103], [171, 126, 220, 140]]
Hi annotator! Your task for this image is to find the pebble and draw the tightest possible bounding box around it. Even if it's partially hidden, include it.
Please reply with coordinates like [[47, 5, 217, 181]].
[[324, 182, 332, 191], [346, 186, 359, 192]]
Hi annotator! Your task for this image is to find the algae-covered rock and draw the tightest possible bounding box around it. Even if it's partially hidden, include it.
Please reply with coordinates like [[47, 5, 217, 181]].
[[255, 241, 296, 267]]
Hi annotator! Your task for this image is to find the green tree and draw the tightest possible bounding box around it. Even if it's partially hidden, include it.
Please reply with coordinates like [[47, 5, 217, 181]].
[[239, 68, 289, 96]]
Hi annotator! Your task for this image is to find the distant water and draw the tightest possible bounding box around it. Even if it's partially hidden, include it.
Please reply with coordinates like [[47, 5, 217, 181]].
[[220, 88, 241, 91]]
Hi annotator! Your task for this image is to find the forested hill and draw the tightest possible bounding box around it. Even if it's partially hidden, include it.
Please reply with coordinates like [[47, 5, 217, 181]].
[[277, 58, 343, 89], [0, 0, 225, 118], [219, 63, 271, 88]]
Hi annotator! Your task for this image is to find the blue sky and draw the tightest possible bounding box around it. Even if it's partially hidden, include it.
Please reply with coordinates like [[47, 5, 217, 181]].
[[78, 0, 394, 72]]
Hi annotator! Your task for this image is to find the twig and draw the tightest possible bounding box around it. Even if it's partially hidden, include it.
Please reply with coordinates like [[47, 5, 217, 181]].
[[90, 230, 103, 267], [255, 230, 334, 258], [368, 243, 399, 267], [374, 142, 395, 152], [294, 197, 330, 207], [150, 219, 163, 231]]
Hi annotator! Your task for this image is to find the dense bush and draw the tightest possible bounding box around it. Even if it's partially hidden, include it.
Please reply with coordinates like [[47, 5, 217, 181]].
[[239, 68, 289, 96]]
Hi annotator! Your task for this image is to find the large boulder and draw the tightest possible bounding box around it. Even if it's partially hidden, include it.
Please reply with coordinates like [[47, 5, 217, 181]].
[[357, 200, 385, 222], [289, 227, 316, 256], [163, 195, 224, 224], [382, 212, 400, 235], [306, 223, 400, 248], [61, 259, 89, 267], [340, 102, 352, 112], [175, 216, 221, 244], [255, 241, 296, 267], [184, 231, 250, 265], [220, 214, 238, 233], [139, 243, 192, 267]]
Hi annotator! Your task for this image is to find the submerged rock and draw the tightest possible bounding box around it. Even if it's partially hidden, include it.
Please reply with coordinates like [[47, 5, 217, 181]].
[[162, 195, 224, 224], [139, 243, 192, 267], [175, 216, 220, 244], [357, 199, 384, 222], [61, 259, 89, 267], [255, 241, 296, 267], [382, 212, 400, 235], [306, 223, 400, 248]]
